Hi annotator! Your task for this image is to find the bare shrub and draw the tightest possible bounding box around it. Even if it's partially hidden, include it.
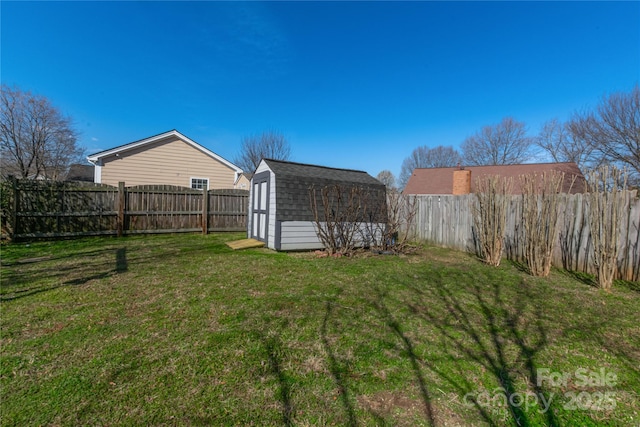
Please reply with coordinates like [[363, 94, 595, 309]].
[[585, 166, 629, 291], [363, 188, 418, 253], [309, 184, 368, 255], [520, 171, 567, 277], [473, 175, 513, 266], [309, 184, 414, 255]]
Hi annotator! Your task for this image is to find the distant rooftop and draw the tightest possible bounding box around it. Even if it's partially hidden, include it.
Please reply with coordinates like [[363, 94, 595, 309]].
[[403, 162, 586, 195]]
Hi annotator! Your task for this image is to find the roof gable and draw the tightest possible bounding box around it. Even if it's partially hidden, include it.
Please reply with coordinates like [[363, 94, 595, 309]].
[[403, 162, 586, 195], [87, 130, 242, 173]]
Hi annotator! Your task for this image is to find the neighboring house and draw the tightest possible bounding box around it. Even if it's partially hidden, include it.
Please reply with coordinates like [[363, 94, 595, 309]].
[[87, 130, 242, 189], [234, 173, 251, 190], [403, 162, 586, 195], [249, 159, 386, 251], [66, 164, 95, 182]]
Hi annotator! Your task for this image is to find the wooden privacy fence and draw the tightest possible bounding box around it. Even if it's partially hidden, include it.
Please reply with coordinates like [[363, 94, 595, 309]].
[[409, 192, 640, 282], [2, 179, 248, 239]]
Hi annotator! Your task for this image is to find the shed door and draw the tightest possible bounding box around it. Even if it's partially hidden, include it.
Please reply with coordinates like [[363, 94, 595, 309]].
[[251, 173, 269, 243]]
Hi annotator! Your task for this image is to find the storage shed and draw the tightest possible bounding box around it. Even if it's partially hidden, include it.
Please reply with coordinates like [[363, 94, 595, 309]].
[[249, 159, 387, 251]]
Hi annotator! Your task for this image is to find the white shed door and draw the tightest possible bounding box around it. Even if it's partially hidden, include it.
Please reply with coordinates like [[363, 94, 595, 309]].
[[252, 178, 268, 242]]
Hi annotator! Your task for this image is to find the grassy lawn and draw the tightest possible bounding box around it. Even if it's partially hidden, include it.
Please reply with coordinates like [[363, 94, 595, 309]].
[[1, 233, 639, 426]]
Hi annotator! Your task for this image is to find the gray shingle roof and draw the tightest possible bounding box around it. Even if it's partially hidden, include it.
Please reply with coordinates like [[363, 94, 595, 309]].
[[262, 159, 386, 222], [263, 159, 383, 186]]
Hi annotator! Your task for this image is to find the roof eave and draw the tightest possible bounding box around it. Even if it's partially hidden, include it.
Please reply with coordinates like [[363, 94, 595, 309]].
[[86, 130, 242, 173]]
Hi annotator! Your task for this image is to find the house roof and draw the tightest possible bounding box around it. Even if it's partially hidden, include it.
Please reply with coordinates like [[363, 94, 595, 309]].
[[262, 159, 383, 186], [403, 162, 586, 195], [66, 164, 94, 182], [87, 130, 242, 173]]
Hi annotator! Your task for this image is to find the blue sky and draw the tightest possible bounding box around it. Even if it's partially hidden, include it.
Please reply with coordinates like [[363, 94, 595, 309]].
[[3, 1, 639, 178]]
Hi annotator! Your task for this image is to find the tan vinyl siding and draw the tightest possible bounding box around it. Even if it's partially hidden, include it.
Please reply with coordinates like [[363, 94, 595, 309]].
[[234, 174, 250, 190], [100, 137, 236, 188]]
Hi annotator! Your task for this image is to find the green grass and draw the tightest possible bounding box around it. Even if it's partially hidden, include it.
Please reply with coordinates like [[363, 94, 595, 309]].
[[1, 233, 639, 426]]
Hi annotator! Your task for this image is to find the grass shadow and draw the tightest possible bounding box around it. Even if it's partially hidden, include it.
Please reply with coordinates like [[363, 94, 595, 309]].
[[1, 247, 128, 301], [615, 278, 640, 293], [394, 270, 557, 426], [321, 299, 357, 427], [261, 333, 294, 427], [558, 269, 598, 288], [370, 287, 436, 426]]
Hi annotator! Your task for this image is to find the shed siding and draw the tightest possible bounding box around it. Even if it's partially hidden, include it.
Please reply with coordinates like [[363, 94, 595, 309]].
[[279, 221, 324, 251], [278, 221, 387, 251], [100, 137, 237, 188], [267, 176, 277, 249]]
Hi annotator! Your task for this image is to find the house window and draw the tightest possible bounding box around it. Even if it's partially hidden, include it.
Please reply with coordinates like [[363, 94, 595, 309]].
[[191, 178, 209, 190]]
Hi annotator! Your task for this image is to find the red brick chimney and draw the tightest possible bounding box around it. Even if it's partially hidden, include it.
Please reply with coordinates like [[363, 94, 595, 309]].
[[452, 168, 471, 195]]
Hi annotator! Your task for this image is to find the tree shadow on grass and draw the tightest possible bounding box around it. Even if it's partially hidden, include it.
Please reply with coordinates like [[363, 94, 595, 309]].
[[1, 247, 128, 301], [558, 269, 598, 289], [370, 288, 436, 426], [321, 299, 358, 427], [260, 333, 294, 427], [371, 270, 557, 427]]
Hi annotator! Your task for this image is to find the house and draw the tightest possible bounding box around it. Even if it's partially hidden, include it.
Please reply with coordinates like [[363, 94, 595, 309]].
[[234, 173, 251, 190], [403, 162, 586, 195], [249, 159, 386, 251], [87, 130, 242, 189]]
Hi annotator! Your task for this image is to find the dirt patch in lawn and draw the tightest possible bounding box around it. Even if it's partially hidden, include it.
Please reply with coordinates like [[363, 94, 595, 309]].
[[357, 390, 470, 426]]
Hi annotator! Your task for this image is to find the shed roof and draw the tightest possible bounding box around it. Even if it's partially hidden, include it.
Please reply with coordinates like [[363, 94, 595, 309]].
[[403, 162, 586, 195], [262, 159, 383, 186], [259, 159, 385, 223], [66, 164, 94, 182]]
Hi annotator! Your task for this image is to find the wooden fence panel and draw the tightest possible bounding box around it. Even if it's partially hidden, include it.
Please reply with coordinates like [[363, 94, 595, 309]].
[[410, 192, 639, 281], [5, 179, 249, 239], [207, 189, 248, 232], [12, 181, 118, 238], [125, 185, 204, 234]]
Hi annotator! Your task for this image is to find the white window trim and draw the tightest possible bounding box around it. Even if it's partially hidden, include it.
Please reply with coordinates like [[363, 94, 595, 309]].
[[190, 177, 210, 190]]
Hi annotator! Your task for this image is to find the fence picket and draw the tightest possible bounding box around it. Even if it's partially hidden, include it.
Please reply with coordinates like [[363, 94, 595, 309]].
[[409, 192, 639, 281], [4, 180, 248, 240]]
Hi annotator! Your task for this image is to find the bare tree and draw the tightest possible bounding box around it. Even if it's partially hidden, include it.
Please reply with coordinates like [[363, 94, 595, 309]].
[[536, 118, 593, 171], [462, 117, 534, 166], [399, 145, 462, 188], [234, 130, 291, 174], [585, 166, 629, 291], [472, 175, 513, 266], [520, 171, 566, 277], [569, 86, 640, 183], [1, 85, 82, 180], [381, 188, 417, 252], [376, 170, 396, 189]]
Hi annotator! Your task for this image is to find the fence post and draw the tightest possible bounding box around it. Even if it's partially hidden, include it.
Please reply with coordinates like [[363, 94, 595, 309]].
[[117, 182, 125, 237], [10, 176, 18, 241], [202, 188, 209, 235]]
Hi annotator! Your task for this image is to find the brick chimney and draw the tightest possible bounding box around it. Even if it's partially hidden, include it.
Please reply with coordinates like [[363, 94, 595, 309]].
[[452, 168, 471, 195]]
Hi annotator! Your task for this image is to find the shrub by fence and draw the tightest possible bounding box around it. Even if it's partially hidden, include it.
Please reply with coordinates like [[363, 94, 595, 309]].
[[1, 178, 248, 240], [409, 191, 640, 282]]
